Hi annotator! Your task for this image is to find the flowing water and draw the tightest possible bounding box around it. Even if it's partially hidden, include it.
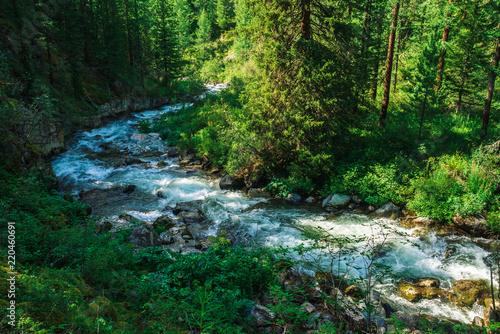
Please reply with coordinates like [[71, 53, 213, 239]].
[[51, 86, 498, 324]]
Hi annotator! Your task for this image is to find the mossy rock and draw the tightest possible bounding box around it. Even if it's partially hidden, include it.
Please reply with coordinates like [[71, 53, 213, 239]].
[[398, 281, 424, 302], [398, 278, 445, 302], [451, 279, 489, 307]]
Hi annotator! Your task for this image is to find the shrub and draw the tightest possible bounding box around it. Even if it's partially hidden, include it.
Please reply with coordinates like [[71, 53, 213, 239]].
[[408, 151, 498, 220], [140, 243, 275, 333], [322, 160, 408, 205]]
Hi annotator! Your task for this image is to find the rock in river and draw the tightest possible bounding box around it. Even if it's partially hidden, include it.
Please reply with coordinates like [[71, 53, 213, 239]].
[[369, 202, 400, 220], [322, 194, 351, 211], [451, 279, 489, 307], [398, 278, 444, 302], [219, 175, 245, 190]]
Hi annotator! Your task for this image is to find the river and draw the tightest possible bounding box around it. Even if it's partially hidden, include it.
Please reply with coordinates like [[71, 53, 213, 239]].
[[51, 86, 497, 324]]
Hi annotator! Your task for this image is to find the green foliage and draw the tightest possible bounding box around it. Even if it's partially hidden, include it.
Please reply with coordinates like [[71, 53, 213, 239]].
[[140, 244, 274, 333], [265, 176, 314, 197], [323, 160, 407, 205], [266, 285, 311, 333], [0, 169, 89, 264], [408, 150, 499, 220]]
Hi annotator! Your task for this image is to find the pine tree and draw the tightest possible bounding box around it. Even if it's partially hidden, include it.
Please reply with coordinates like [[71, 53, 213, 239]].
[[481, 37, 500, 142], [379, 0, 399, 127], [444, 1, 490, 114], [216, 0, 234, 32], [151, 0, 182, 85], [241, 0, 357, 181], [173, 0, 194, 49]]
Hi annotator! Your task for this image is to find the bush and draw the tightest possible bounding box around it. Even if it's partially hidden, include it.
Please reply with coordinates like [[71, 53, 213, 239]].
[[322, 160, 408, 205], [408, 151, 499, 220], [0, 169, 89, 264], [140, 243, 275, 333]]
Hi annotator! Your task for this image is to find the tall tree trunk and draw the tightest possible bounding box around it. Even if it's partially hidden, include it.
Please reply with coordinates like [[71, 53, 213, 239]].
[[133, 0, 145, 94], [361, 0, 372, 59], [125, 0, 134, 66], [379, 0, 399, 127], [45, 31, 54, 85], [480, 37, 500, 141], [393, 27, 402, 93], [80, 0, 89, 62], [301, 0, 311, 40], [435, 0, 452, 91], [393, 0, 404, 93]]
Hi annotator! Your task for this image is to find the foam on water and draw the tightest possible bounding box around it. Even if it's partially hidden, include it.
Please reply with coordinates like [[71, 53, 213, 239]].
[[50, 96, 497, 324]]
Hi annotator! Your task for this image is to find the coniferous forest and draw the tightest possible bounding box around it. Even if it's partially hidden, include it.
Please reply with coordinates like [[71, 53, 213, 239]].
[[1, 0, 500, 333]]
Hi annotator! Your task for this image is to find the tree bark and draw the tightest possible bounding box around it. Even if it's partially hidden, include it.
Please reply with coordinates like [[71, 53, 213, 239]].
[[125, 0, 134, 66], [379, 0, 399, 127], [301, 0, 311, 40], [480, 37, 500, 141], [393, 26, 402, 93], [45, 31, 54, 85], [80, 0, 89, 63], [435, 0, 452, 91], [361, 0, 372, 59]]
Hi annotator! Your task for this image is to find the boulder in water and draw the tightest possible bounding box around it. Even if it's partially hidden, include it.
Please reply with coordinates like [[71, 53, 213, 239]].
[[351, 194, 363, 204], [398, 279, 444, 302], [179, 152, 196, 165], [451, 279, 489, 307], [242, 201, 270, 212], [305, 196, 316, 204], [369, 202, 400, 220], [286, 193, 301, 203], [452, 215, 493, 238], [473, 316, 484, 327], [153, 215, 176, 233], [172, 200, 204, 216], [322, 194, 351, 211], [167, 147, 180, 157], [125, 156, 144, 165], [122, 184, 136, 194], [157, 160, 169, 167], [219, 175, 245, 190], [130, 133, 149, 141], [247, 188, 271, 199]]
